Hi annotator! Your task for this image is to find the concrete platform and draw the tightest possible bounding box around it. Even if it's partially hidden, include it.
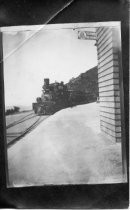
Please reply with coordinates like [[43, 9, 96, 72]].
[[7, 102, 123, 187]]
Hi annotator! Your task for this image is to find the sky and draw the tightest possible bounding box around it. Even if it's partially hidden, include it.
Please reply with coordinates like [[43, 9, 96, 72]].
[[3, 25, 98, 107]]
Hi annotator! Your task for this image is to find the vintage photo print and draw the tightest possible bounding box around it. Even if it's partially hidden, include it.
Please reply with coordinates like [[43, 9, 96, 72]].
[[1, 22, 127, 187]]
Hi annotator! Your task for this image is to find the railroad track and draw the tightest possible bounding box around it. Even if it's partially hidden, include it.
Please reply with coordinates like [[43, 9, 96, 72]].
[[6, 112, 34, 129], [7, 115, 49, 148]]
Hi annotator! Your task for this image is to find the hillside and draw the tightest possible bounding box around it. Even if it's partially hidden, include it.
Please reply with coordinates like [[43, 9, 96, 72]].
[[66, 66, 98, 103]]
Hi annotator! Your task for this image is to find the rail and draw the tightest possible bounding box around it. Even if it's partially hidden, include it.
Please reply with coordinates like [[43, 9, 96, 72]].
[[7, 115, 48, 148]]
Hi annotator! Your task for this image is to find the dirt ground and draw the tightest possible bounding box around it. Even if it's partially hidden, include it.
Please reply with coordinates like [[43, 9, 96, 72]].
[[7, 102, 123, 187]]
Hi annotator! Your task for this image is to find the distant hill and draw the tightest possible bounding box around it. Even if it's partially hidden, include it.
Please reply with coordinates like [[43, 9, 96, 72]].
[[66, 66, 98, 104]]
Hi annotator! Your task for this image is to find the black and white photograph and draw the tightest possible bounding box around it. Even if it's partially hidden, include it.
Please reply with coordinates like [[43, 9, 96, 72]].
[[2, 22, 127, 187]]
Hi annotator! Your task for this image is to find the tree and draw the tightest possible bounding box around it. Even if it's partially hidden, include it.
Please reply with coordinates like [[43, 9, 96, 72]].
[[5, 106, 20, 115]]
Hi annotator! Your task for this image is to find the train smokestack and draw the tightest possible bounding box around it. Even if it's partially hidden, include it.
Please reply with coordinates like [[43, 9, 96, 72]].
[[44, 78, 49, 86]]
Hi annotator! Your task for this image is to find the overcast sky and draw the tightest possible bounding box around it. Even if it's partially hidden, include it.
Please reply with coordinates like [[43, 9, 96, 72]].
[[3, 26, 97, 107]]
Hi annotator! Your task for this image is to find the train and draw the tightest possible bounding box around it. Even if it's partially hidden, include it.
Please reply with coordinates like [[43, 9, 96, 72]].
[[32, 78, 70, 115], [32, 78, 87, 115]]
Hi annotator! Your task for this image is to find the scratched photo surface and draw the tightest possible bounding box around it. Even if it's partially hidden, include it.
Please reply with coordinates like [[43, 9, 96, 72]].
[[2, 22, 127, 187]]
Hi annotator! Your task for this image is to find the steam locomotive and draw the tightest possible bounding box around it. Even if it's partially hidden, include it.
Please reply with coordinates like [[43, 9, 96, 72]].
[[32, 78, 88, 115], [32, 78, 70, 115]]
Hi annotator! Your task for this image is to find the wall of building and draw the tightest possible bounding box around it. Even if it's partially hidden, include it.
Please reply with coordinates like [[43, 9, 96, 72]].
[[96, 27, 121, 142]]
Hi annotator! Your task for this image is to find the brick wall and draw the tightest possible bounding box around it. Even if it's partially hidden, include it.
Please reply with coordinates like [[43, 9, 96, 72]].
[[96, 27, 121, 142]]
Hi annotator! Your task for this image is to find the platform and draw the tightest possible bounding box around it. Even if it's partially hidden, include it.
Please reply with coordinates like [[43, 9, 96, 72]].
[[7, 102, 123, 187]]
